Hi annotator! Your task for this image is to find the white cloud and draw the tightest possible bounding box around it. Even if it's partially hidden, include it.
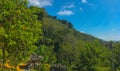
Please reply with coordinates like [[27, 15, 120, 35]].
[[57, 2, 75, 16], [63, 2, 75, 9], [81, 0, 87, 3], [57, 10, 74, 16], [28, 0, 53, 7]]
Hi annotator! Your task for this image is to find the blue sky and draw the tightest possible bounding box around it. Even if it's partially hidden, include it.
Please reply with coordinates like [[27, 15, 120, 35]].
[[28, 0, 120, 41]]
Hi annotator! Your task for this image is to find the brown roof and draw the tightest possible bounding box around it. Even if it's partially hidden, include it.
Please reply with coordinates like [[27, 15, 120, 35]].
[[27, 53, 43, 64]]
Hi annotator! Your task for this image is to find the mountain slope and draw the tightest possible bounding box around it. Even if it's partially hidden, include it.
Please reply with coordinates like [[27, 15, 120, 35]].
[[35, 10, 112, 71], [29, 7, 120, 71]]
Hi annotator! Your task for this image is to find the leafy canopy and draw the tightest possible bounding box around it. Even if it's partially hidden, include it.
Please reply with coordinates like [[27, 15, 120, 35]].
[[0, 0, 42, 65]]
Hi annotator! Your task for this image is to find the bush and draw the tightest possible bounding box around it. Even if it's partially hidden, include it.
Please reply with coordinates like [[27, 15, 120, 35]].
[[41, 64, 50, 71]]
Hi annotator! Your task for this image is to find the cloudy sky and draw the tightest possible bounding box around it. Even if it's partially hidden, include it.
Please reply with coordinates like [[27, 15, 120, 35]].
[[28, 0, 120, 41]]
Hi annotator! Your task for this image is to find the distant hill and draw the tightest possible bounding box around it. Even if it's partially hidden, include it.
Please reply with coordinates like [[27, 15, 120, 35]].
[[42, 15, 107, 45], [32, 7, 120, 71]]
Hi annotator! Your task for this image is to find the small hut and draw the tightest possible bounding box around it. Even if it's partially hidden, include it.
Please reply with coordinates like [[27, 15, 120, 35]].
[[19, 53, 43, 70]]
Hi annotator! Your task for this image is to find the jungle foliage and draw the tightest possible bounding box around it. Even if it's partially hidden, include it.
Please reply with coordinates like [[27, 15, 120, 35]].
[[0, 0, 120, 71]]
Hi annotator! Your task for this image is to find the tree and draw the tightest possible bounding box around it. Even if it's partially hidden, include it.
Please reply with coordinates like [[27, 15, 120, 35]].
[[114, 42, 120, 71], [59, 19, 73, 28], [0, 0, 42, 66], [76, 40, 111, 71]]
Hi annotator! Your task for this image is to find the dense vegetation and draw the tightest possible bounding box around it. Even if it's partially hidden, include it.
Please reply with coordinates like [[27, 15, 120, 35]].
[[0, 0, 120, 71]]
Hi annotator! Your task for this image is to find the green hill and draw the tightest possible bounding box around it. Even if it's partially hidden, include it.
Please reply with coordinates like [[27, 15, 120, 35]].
[[0, 2, 120, 70], [34, 7, 120, 71], [34, 7, 117, 71]]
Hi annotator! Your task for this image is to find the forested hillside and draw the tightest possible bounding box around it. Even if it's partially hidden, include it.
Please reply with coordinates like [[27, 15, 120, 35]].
[[0, 0, 120, 71]]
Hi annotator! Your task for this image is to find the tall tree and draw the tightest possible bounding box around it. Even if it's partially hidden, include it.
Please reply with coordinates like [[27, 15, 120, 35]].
[[0, 0, 42, 66]]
